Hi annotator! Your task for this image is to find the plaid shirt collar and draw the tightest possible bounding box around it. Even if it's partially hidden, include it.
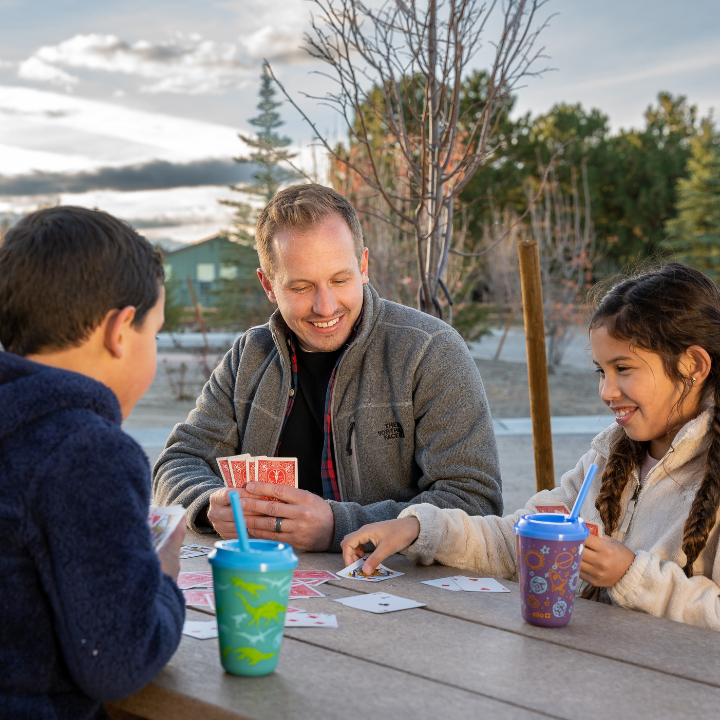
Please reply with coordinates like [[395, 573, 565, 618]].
[[277, 311, 363, 501]]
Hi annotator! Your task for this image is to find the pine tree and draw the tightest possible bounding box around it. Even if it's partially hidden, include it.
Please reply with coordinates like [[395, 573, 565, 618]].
[[216, 64, 300, 329], [664, 119, 720, 279]]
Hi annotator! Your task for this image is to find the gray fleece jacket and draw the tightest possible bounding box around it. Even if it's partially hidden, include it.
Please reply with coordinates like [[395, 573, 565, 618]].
[[152, 284, 502, 551]]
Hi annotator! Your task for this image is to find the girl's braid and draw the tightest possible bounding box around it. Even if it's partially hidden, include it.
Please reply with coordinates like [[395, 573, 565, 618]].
[[681, 381, 720, 577], [594, 432, 648, 535]]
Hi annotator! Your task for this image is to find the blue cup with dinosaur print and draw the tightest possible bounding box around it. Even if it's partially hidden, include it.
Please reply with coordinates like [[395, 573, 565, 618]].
[[209, 539, 298, 676]]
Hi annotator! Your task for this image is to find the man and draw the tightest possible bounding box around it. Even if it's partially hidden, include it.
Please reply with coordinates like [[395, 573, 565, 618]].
[[153, 184, 502, 552]]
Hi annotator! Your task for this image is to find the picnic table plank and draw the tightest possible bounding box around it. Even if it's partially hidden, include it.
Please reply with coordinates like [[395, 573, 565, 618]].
[[296, 550, 720, 688], [110, 608, 555, 720]]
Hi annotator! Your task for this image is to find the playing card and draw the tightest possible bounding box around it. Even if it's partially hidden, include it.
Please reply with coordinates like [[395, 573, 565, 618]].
[[177, 571, 214, 590], [217, 457, 233, 486], [293, 570, 336, 583], [334, 592, 425, 614], [289, 582, 326, 599], [299, 578, 330, 587], [336, 558, 405, 582], [450, 576, 510, 592], [183, 589, 216, 608], [228, 454, 250, 488], [533, 502, 571, 514], [533, 501, 604, 536], [147, 504, 185, 551], [179, 544, 214, 559], [182, 620, 218, 640], [286, 606, 303, 613], [285, 612, 338, 628], [256, 457, 298, 487], [421, 577, 463, 591]]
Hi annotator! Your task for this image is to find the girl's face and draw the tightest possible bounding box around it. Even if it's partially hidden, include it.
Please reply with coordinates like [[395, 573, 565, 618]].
[[590, 325, 702, 459]]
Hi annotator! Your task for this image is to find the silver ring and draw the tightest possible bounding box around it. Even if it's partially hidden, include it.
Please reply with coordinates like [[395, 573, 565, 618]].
[[275, 517, 282, 534]]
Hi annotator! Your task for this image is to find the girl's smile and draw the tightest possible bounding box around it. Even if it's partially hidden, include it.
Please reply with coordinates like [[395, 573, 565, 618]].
[[590, 325, 708, 459]]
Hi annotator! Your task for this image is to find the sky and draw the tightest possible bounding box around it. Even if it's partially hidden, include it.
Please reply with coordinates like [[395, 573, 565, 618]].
[[1, 0, 719, 247]]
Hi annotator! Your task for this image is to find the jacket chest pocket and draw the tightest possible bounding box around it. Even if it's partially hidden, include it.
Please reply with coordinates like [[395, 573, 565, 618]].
[[345, 422, 362, 500]]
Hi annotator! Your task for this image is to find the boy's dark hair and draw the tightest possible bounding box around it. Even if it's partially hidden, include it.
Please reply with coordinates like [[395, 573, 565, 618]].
[[581, 263, 720, 599], [0, 206, 164, 356]]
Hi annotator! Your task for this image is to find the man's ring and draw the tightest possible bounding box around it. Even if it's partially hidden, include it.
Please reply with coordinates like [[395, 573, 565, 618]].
[[275, 517, 282, 534]]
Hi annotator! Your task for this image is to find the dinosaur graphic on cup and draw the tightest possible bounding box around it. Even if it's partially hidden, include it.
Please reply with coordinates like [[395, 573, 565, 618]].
[[239, 595, 286, 625], [234, 647, 276, 666]]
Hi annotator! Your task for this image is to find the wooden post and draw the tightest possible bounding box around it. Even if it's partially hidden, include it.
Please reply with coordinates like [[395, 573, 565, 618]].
[[186, 275, 210, 354], [518, 241, 555, 492]]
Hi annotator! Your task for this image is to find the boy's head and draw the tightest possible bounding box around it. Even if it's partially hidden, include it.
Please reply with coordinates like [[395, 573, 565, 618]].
[[0, 206, 165, 418], [0, 205, 163, 355]]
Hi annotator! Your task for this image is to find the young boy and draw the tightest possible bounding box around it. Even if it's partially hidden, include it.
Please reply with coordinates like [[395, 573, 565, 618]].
[[0, 206, 186, 719]]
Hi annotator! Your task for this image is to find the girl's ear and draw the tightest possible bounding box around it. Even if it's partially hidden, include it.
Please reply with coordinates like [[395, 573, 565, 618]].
[[682, 345, 712, 387]]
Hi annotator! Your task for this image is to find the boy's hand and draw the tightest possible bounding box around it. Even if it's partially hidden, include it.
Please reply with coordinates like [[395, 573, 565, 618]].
[[158, 514, 186, 582], [240, 482, 335, 552], [579, 533, 635, 587], [341, 518, 421, 575]]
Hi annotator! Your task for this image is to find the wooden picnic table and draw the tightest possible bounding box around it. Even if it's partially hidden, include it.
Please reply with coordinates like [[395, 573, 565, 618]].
[[108, 529, 720, 720]]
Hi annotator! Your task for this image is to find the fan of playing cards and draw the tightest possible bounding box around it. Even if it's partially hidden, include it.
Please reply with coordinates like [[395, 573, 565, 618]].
[[217, 454, 298, 499]]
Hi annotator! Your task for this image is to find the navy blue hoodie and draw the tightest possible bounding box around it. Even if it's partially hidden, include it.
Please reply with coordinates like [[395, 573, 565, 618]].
[[0, 351, 185, 719]]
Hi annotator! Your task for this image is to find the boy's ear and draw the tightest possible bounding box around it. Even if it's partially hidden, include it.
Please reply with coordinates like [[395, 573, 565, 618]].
[[103, 306, 137, 359]]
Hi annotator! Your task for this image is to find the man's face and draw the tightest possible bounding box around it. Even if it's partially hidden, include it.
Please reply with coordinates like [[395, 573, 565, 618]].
[[258, 213, 369, 352]]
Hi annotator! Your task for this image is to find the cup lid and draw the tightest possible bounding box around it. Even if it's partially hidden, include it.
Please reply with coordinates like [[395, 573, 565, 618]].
[[208, 538, 298, 572], [514, 513, 590, 541]]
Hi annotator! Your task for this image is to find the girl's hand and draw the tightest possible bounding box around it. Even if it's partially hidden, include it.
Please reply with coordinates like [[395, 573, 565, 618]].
[[579, 534, 635, 587], [341, 517, 421, 575]]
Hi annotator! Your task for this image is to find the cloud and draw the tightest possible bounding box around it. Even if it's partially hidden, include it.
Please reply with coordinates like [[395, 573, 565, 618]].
[[0, 158, 255, 196], [21, 33, 254, 94], [241, 26, 310, 63], [17, 57, 79, 90]]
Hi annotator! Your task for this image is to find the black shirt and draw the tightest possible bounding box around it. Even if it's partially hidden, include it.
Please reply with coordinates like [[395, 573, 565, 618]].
[[277, 345, 343, 497]]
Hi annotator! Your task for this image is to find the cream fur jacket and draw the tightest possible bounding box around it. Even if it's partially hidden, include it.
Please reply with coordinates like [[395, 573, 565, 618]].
[[399, 409, 720, 631]]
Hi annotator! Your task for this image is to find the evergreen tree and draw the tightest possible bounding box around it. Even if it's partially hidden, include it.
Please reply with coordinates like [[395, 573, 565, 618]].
[[664, 118, 720, 279], [216, 64, 299, 329]]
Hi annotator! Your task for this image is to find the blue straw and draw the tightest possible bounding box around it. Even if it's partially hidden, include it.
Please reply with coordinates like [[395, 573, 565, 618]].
[[229, 490, 250, 552], [569, 463, 599, 522]]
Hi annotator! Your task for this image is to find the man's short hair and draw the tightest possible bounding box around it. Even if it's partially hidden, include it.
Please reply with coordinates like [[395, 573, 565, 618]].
[[0, 206, 164, 356], [256, 184, 364, 278]]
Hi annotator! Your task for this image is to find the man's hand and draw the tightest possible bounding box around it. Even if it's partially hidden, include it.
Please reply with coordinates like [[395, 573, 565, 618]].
[[209, 482, 332, 551], [579, 533, 635, 587], [158, 513, 186, 582], [341, 518, 420, 575]]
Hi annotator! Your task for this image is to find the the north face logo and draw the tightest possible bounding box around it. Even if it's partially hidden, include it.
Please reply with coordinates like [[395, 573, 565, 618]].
[[378, 422, 405, 440]]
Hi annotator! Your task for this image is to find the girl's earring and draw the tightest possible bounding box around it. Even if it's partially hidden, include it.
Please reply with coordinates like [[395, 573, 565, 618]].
[[692, 377, 696, 385]]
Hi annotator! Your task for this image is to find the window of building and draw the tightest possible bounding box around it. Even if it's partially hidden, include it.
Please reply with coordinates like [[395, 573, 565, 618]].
[[197, 263, 216, 282], [220, 264, 238, 280]]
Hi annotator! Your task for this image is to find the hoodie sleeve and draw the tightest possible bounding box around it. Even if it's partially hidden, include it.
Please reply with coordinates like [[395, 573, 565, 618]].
[[608, 551, 720, 631], [397, 449, 598, 574], [27, 421, 185, 702]]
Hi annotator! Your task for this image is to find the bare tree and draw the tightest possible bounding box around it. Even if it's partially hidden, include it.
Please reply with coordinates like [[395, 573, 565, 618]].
[[267, 0, 552, 320], [528, 162, 599, 371]]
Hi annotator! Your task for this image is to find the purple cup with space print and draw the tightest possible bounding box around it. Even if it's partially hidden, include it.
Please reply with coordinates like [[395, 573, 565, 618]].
[[514, 514, 589, 628]]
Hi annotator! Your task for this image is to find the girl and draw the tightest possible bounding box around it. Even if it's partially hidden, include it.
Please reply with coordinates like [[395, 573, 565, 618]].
[[342, 263, 720, 630]]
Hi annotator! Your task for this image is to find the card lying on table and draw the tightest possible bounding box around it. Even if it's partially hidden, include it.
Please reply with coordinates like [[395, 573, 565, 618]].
[[421, 577, 463, 591], [289, 582, 326, 599], [183, 589, 215, 609], [285, 612, 338, 628], [336, 558, 404, 582], [451, 576, 509, 592], [182, 620, 218, 640], [177, 571, 214, 590], [179, 544, 214, 559], [147, 504, 185, 551], [334, 592, 425, 614], [293, 570, 336, 583]]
